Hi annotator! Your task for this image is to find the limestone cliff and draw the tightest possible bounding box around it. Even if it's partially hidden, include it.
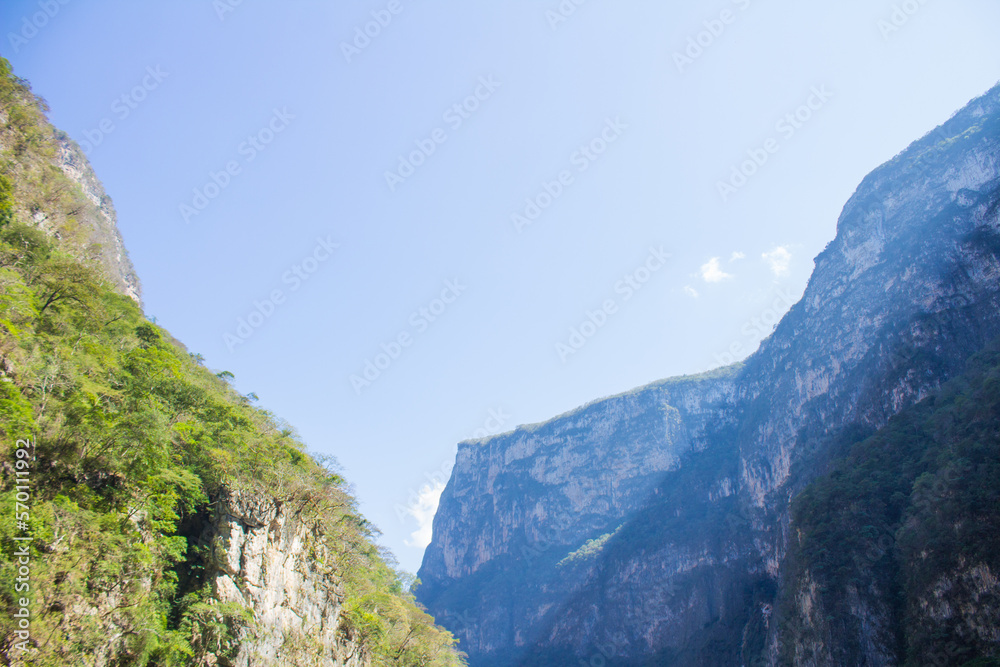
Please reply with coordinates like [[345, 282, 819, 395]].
[[199, 490, 369, 667], [418, 84, 1000, 666]]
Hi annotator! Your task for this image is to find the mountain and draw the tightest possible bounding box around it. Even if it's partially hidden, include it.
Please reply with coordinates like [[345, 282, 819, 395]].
[[417, 84, 1000, 666], [0, 59, 465, 666]]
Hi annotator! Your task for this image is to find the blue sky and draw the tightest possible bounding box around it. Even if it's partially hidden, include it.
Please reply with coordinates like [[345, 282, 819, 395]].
[[2, 0, 998, 573]]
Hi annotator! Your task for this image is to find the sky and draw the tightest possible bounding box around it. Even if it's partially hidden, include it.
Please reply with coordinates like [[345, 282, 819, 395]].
[[2, 0, 998, 573]]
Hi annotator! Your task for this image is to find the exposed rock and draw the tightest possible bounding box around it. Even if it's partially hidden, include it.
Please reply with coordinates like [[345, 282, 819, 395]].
[[201, 489, 369, 667]]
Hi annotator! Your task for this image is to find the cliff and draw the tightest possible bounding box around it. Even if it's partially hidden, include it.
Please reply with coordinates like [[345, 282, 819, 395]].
[[199, 490, 369, 667], [418, 84, 1000, 665]]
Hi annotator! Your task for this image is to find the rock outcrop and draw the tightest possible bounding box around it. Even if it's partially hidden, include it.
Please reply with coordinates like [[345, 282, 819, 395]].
[[201, 490, 369, 667]]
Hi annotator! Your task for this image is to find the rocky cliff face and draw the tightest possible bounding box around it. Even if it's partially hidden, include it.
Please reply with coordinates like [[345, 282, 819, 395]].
[[10, 489, 370, 667], [418, 84, 1000, 665], [199, 490, 369, 667], [420, 371, 741, 661]]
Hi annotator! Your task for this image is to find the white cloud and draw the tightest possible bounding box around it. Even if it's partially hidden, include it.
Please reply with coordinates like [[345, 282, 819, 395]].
[[730, 251, 746, 262], [700, 257, 733, 283], [404, 481, 445, 549], [684, 285, 700, 298], [762, 246, 792, 277]]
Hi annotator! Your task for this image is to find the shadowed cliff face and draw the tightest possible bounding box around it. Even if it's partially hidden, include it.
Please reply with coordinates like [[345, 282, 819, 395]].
[[418, 83, 1000, 666], [419, 371, 743, 662]]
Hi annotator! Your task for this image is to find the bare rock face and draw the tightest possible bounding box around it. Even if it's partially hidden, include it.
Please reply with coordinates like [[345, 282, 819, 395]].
[[428, 372, 739, 582], [420, 372, 741, 659], [56, 136, 142, 303], [201, 490, 369, 667], [418, 84, 1000, 666]]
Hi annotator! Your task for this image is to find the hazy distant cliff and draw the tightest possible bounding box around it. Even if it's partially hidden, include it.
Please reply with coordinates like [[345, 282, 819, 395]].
[[418, 84, 1000, 666]]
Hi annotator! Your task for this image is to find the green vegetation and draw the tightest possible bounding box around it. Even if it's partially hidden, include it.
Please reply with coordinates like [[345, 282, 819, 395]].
[[0, 58, 464, 665], [782, 341, 1000, 666], [0, 175, 13, 228], [557, 525, 621, 567], [0, 59, 87, 252]]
